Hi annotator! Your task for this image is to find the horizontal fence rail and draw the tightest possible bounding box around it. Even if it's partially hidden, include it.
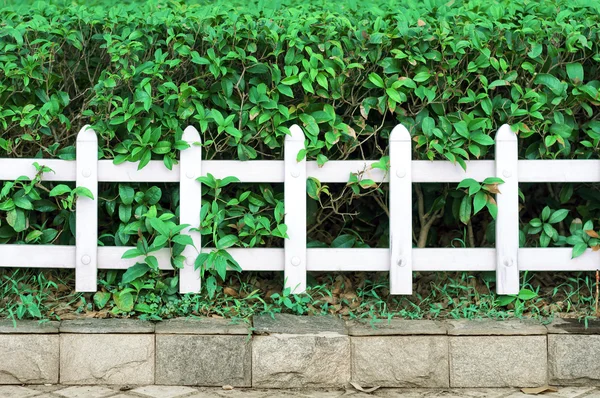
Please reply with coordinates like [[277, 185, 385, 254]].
[[0, 124, 598, 295]]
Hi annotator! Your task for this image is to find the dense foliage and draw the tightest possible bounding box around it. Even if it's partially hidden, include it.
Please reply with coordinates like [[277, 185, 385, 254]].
[[1, 0, 600, 318]]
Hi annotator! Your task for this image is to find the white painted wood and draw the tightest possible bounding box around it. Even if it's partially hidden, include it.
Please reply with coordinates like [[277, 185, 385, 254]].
[[519, 248, 600, 271], [75, 125, 98, 292], [495, 124, 519, 294], [2, 244, 598, 273], [389, 125, 413, 294], [178, 126, 202, 293], [0, 245, 76, 268], [284, 124, 307, 293], [3, 157, 600, 184], [519, 160, 600, 182]]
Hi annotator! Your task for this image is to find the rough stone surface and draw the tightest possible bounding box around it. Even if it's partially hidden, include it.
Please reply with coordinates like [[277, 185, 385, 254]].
[[546, 318, 600, 334], [156, 335, 251, 387], [352, 336, 449, 387], [253, 334, 350, 388], [0, 320, 59, 334], [60, 334, 154, 385], [549, 334, 600, 385], [59, 319, 154, 333], [347, 320, 446, 336], [131, 385, 198, 397], [0, 386, 41, 398], [446, 319, 547, 335], [253, 314, 346, 335], [450, 336, 547, 387], [0, 335, 59, 384], [53, 386, 117, 398], [155, 317, 249, 335]]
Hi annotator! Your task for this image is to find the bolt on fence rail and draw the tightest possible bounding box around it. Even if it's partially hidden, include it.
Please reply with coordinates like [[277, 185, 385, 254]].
[[0, 123, 599, 295]]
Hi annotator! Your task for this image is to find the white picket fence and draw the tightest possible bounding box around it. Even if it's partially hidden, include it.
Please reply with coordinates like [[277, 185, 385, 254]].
[[1, 123, 599, 295]]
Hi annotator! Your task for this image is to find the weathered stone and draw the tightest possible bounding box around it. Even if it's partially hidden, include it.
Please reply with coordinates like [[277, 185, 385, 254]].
[[450, 336, 547, 387], [446, 319, 546, 335], [59, 319, 154, 333], [52, 385, 118, 398], [252, 334, 350, 388], [60, 334, 154, 385], [0, 386, 41, 398], [0, 335, 58, 384], [253, 314, 346, 335], [155, 335, 251, 387], [0, 320, 59, 334], [352, 336, 448, 387], [546, 318, 600, 334], [549, 334, 600, 385], [347, 320, 446, 336], [130, 385, 198, 398], [155, 317, 249, 335]]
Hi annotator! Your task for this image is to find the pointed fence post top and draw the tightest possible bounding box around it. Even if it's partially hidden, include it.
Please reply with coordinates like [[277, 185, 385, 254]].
[[495, 124, 517, 142], [390, 124, 411, 142], [76, 125, 97, 143], [182, 125, 201, 143], [287, 124, 305, 142]]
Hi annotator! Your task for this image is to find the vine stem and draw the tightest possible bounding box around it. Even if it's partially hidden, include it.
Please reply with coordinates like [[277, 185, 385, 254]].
[[595, 270, 599, 316]]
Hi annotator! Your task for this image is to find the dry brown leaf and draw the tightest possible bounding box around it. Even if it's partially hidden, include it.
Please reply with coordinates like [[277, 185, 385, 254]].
[[350, 382, 380, 393], [224, 287, 238, 297], [417, 19, 426, 26], [521, 385, 558, 395], [585, 230, 600, 238]]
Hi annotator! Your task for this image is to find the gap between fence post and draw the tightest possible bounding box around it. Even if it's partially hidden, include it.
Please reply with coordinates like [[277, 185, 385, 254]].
[[495, 124, 519, 294], [179, 126, 202, 294], [75, 125, 98, 292], [284, 124, 307, 294], [389, 124, 413, 294]]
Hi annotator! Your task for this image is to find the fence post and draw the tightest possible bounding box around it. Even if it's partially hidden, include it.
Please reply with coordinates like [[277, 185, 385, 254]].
[[179, 126, 202, 293], [284, 124, 307, 293], [495, 124, 519, 294], [75, 125, 98, 292], [389, 125, 413, 294]]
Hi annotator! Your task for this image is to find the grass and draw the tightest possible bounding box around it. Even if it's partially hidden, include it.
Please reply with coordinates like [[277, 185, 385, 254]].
[[0, 269, 598, 324]]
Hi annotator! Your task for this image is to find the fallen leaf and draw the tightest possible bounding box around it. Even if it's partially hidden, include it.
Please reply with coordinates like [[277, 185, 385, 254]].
[[521, 385, 558, 395], [350, 382, 380, 393], [417, 19, 426, 26]]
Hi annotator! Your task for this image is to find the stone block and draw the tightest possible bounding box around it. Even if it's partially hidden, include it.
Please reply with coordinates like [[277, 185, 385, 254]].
[[59, 319, 154, 333], [252, 334, 350, 388], [60, 334, 154, 385], [446, 319, 547, 335], [352, 336, 449, 387], [155, 317, 249, 335], [546, 318, 600, 334], [0, 320, 59, 334], [155, 335, 251, 387], [0, 335, 59, 384], [347, 320, 446, 336], [253, 314, 346, 335], [549, 334, 600, 385], [450, 336, 547, 387]]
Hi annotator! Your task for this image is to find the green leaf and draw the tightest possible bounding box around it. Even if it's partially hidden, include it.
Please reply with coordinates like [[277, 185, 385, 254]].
[[368, 73, 384, 88], [93, 292, 111, 309], [49, 184, 71, 197], [113, 291, 134, 312], [205, 275, 217, 299], [541, 207, 551, 222], [473, 191, 487, 215], [548, 209, 568, 224], [517, 289, 537, 301], [217, 234, 238, 249], [119, 184, 135, 205], [496, 296, 516, 306], [73, 187, 94, 199], [121, 263, 150, 284], [566, 62, 584, 84], [459, 195, 472, 225], [13, 196, 33, 210], [572, 243, 588, 258], [533, 73, 564, 95], [172, 234, 195, 248], [332, 234, 355, 248]]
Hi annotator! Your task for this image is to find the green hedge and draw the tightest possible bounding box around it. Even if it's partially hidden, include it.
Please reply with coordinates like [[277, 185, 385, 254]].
[[1, 0, 600, 308]]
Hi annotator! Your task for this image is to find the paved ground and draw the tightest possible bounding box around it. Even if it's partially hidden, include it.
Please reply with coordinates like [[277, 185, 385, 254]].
[[1, 385, 600, 398]]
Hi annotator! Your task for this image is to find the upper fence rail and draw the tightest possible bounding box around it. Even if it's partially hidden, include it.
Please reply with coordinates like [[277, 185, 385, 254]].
[[0, 123, 598, 296]]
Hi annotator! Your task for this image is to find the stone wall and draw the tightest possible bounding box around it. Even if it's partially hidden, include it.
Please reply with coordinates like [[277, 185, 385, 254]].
[[1, 316, 598, 388]]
